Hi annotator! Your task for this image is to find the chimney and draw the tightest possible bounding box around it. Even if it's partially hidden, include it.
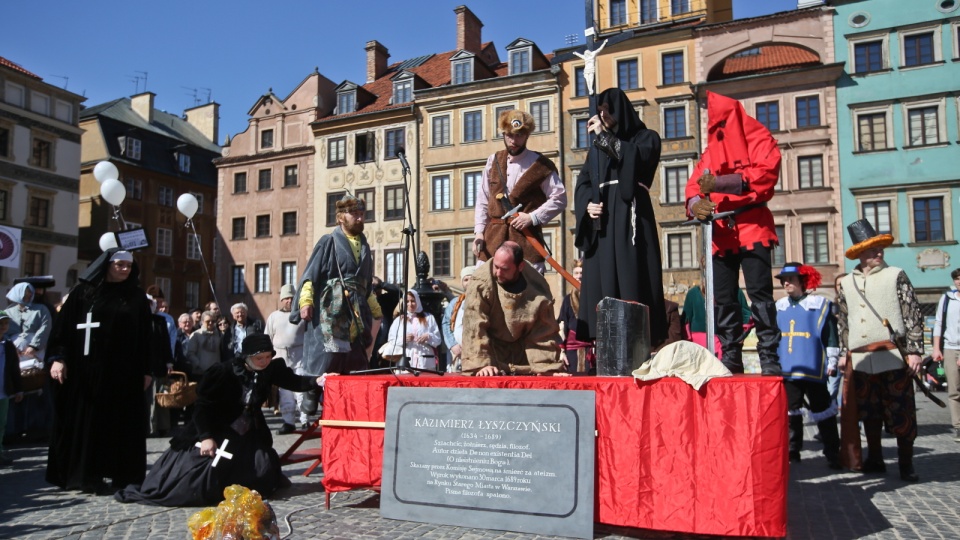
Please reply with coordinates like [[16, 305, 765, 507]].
[[184, 102, 220, 146], [365, 40, 389, 83], [130, 92, 155, 123], [454, 5, 483, 53]]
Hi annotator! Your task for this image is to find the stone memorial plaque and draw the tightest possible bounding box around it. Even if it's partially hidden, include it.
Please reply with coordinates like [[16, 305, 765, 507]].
[[381, 387, 595, 539]]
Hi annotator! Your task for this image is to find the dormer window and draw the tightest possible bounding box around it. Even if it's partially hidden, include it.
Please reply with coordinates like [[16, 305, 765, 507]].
[[338, 91, 356, 114], [453, 59, 473, 85], [118, 136, 141, 160], [393, 79, 412, 104], [509, 48, 531, 75], [177, 152, 191, 173]]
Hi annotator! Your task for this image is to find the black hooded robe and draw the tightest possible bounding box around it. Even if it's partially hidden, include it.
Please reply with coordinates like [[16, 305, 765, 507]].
[[45, 249, 154, 490], [574, 88, 667, 345]]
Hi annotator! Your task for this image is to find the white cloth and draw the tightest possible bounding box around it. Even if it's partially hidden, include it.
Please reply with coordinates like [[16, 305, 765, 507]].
[[386, 295, 442, 370], [633, 340, 732, 391]]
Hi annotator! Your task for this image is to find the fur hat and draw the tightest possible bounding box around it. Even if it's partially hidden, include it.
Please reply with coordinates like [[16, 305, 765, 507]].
[[335, 194, 365, 214], [498, 110, 535, 136], [241, 334, 275, 357], [845, 219, 893, 260]]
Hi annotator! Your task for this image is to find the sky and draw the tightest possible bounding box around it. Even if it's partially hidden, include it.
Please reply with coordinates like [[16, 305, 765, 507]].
[[2, 0, 799, 142]]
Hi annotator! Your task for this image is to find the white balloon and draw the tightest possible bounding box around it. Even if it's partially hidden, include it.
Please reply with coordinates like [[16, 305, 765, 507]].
[[176, 193, 199, 219], [100, 178, 126, 206], [99, 232, 118, 252], [93, 161, 119, 183]]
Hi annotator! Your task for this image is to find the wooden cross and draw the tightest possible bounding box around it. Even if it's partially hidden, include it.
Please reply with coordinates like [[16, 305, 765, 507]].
[[195, 439, 234, 467], [783, 319, 811, 354], [76, 312, 101, 356]]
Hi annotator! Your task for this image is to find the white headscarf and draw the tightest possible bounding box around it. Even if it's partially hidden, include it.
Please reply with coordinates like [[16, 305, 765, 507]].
[[6, 282, 34, 306], [404, 289, 424, 317]]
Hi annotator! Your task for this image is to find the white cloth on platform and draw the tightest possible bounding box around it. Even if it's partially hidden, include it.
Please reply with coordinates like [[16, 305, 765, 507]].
[[633, 340, 732, 390]]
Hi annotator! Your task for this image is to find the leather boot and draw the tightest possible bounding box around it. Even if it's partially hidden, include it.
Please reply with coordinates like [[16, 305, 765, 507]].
[[817, 416, 842, 469], [897, 437, 919, 482], [788, 415, 804, 462], [861, 419, 886, 473], [715, 303, 745, 373], [751, 301, 782, 376]]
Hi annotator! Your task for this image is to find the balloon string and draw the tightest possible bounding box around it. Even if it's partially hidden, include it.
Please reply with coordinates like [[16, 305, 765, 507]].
[[112, 205, 127, 230], [187, 219, 222, 313]]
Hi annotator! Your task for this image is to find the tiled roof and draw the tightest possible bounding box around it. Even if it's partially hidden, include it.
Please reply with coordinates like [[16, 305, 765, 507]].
[[0, 55, 41, 80], [714, 45, 820, 79]]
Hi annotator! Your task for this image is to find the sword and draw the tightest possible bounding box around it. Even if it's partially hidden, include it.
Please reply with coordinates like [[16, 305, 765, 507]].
[[501, 203, 581, 291], [881, 319, 946, 408]]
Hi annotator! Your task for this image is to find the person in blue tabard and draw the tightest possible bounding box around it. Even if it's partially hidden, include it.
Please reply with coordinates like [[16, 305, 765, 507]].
[[775, 262, 841, 470]]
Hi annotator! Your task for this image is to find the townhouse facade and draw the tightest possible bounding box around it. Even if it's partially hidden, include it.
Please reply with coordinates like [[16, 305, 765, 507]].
[[79, 92, 220, 315], [0, 56, 85, 303]]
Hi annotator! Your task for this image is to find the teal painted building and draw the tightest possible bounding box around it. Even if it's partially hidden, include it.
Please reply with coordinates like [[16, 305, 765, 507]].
[[833, 0, 960, 302]]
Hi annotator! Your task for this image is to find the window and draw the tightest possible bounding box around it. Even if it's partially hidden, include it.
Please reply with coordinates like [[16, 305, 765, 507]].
[[233, 172, 247, 193], [231, 217, 246, 240], [0, 126, 10, 158], [328, 137, 346, 167], [231, 266, 246, 294], [255, 215, 270, 238], [192, 192, 204, 214], [355, 132, 375, 163], [756, 101, 780, 131], [26, 196, 50, 228], [903, 31, 934, 67], [385, 128, 404, 160], [326, 192, 345, 227], [862, 200, 892, 234], [123, 178, 142, 200], [913, 196, 944, 242], [32, 138, 51, 168], [665, 232, 693, 269], [0, 189, 7, 221], [393, 79, 412, 104], [187, 234, 201, 260], [463, 238, 477, 268], [463, 171, 481, 208], [282, 211, 297, 235], [433, 241, 451, 276], [574, 67, 587, 97], [907, 105, 940, 146], [801, 223, 829, 264], [494, 105, 515, 137], [120, 136, 141, 160], [617, 59, 639, 90], [530, 101, 549, 133], [178, 153, 191, 173], [610, 0, 627, 25], [463, 111, 482, 142], [662, 52, 684, 85], [856, 111, 889, 151], [663, 106, 687, 139], [284, 165, 298, 187], [385, 249, 404, 284], [795, 96, 820, 128], [663, 165, 687, 204], [158, 186, 174, 207], [575, 118, 589, 148], [798, 156, 823, 189], [255, 264, 270, 293], [432, 115, 451, 146], [30, 92, 49, 116], [185, 282, 200, 310], [356, 188, 376, 222], [338, 92, 355, 114], [385, 186, 404, 220], [432, 175, 451, 210], [258, 169, 272, 190], [4, 82, 24, 107], [23, 251, 46, 277], [509, 48, 530, 75], [640, 0, 658, 23], [671, 0, 691, 15], [157, 228, 172, 256], [281, 262, 298, 286], [772, 225, 786, 267], [453, 60, 473, 85], [853, 40, 884, 74]]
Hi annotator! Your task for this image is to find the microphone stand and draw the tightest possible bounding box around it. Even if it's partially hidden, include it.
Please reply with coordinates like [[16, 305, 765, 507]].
[[396, 151, 416, 372]]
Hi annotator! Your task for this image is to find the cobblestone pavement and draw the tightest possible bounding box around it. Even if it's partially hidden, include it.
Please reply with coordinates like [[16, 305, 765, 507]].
[[2, 391, 959, 540]]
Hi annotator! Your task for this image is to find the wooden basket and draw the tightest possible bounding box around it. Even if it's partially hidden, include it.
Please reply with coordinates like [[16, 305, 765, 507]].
[[155, 371, 197, 408]]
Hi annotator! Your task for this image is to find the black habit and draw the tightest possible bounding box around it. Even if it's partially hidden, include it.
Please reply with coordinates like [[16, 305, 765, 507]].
[[574, 88, 667, 345]]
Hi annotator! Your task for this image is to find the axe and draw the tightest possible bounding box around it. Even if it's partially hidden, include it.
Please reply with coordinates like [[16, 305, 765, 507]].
[[501, 203, 581, 291]]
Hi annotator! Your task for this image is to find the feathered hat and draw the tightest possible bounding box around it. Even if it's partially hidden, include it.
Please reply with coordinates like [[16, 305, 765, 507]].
[[498, 110, 534, 136], [845, 218, 893, 260], [775, 262, 822, 291]]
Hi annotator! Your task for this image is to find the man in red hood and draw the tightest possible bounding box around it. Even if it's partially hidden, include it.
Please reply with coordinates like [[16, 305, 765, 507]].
[[685, 91, 782, 375]]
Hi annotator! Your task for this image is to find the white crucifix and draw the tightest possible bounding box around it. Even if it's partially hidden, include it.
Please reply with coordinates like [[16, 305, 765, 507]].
[[195, 439, 234, 467], [76, 312, 101, 356]]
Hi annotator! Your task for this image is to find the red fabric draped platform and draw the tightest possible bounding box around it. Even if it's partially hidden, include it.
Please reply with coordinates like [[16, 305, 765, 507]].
[[320, 374, 787, 537]]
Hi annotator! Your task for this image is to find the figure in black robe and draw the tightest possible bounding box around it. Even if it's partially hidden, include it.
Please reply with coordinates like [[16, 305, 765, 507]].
[[45, 249, 153, 492], [116, 347, 321, 507], [574, 87, 666, 345]]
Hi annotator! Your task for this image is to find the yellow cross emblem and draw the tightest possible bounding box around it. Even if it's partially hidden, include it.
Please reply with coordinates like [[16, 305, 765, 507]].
[[783, 319, 811, 353]]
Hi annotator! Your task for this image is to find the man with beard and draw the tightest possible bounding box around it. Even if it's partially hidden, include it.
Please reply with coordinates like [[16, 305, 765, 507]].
[[290, 194, 375, 381], [472, 110, 566, 273], [461, 242, 564, 376]]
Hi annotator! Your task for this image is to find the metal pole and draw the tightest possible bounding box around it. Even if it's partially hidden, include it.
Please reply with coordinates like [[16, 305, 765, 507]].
[[704, 220, 715, 356]]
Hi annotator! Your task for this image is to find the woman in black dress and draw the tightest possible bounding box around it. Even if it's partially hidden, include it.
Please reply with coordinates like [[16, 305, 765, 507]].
[[116, 333, 326, 506]]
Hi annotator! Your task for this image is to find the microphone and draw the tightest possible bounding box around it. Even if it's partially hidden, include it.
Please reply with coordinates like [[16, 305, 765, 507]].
[[396, 148, 411, 172]]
